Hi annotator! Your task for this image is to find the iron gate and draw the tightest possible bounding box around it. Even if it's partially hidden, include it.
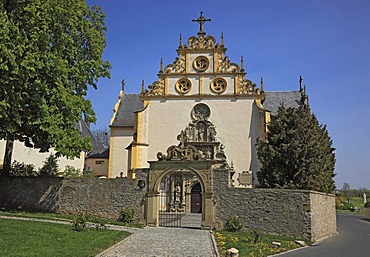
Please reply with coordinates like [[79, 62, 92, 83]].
[[158, 174, 185, 227]]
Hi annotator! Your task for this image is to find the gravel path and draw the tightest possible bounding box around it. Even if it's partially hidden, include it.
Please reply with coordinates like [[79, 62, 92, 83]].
[[97, 226, 218, 257]]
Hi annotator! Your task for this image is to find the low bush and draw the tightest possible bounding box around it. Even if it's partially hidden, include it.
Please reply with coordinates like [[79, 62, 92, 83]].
[[118, 208, 134, 223], [225, 216, 243, 232], [343, 202, 354, 210], [72, 215, 87, 231]]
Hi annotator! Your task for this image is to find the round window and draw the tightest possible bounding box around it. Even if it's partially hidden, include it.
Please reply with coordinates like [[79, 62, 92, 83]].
[[193, 56, 209, 72], [210, 78, 227, 94], [175, 78, 192, 94]]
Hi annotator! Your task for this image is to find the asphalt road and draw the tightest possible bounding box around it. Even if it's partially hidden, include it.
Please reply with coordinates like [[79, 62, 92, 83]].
[[280, 213, 370, 257]]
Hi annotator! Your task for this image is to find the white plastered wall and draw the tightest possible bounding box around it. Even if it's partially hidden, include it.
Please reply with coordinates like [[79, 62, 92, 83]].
[[109, 128, 133, 178], [0, 140, 85, 172], [142, 97, 261, 177]]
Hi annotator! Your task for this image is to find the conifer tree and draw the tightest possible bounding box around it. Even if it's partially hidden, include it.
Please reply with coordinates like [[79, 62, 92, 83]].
[[0, 1, 110, 175], [256, 105, 336, 193]]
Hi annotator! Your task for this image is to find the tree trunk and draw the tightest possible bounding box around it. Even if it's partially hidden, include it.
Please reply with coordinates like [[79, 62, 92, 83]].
[[1, 140, 14, 176]]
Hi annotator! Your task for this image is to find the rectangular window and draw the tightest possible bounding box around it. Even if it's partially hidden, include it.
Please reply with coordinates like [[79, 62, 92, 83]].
[[95, 160, 105, 165]]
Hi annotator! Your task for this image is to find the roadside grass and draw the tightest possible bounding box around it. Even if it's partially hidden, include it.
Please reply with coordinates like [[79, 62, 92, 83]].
[[0, 218, 130, 257], [0, 209, 144, 228], [336, 196, 365, 215], [215, 230, 304, 257]]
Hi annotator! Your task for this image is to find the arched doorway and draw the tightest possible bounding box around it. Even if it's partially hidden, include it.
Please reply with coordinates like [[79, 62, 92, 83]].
[[158, 170, 202, 228], [191, 183, 202, 213]]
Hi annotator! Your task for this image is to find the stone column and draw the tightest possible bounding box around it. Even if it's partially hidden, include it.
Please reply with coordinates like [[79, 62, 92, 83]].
[[202, 192, 215, 228], [146, 191, 159, 226]]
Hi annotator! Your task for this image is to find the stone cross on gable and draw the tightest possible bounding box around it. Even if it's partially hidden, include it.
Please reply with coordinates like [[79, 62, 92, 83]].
[[192, 11, 211, 36]]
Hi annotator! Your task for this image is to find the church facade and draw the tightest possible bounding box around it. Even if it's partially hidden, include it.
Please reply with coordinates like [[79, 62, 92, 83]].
[[105, 13, 307, 228], [107, 12, 305, 187]]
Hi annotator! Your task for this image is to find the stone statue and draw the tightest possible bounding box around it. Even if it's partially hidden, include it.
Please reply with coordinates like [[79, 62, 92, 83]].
[[364, 193, 367, 204]]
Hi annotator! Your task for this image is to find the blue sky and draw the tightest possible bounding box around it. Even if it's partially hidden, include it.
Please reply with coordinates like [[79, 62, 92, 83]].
[[86, 0, 370, 189]]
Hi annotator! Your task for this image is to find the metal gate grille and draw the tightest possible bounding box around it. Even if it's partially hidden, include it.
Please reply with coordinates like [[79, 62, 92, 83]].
[[158, 174, 185, 227]]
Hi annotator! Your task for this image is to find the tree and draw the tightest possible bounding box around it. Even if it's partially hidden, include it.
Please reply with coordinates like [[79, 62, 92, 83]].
[[256, 105, 336, 193], [341, 182, 351, 201], [90, 126, 110, 150], [39, 154, 59, 177], [0, 0, 110, 175]]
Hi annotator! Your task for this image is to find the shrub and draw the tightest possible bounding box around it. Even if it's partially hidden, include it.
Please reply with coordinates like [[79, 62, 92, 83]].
[[343, 202, 354, 210], [251, 229, 264, 244], [39, 154, 59, 177], [59, 165, 82, 177], [225, 216, 243, 232], [72, 215, 87, 231], [118, 208, 134, 223], [10, 161, 38, 177]]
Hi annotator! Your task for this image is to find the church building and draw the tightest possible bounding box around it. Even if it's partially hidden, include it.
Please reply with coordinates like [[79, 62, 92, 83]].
[[106, 12, 306, 189]]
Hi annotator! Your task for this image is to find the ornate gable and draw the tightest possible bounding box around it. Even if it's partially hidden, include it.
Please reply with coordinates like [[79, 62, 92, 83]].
[[141, 12, 264, 98]]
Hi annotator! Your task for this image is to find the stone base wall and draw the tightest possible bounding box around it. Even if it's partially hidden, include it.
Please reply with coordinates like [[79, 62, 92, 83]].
[[0, 169, 148, 222], [213, 169, 336, 241]]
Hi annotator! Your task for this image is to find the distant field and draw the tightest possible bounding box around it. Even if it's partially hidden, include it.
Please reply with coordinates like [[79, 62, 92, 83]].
[[0, 218, 130, 257]]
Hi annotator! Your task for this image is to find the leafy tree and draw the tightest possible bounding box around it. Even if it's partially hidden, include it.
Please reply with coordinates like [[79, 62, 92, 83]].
[[257, 105, 336, 193], [39, 154, 59, 177], [0, 0, 110, 176]]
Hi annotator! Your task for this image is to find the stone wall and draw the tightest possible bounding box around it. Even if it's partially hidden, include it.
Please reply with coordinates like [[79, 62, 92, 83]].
[[310, 192, 337, 241], [0, 169, 148, 222], [213, 169, 336, 241]]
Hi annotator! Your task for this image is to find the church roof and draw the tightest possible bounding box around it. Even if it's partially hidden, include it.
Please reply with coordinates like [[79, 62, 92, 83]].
[[263, 91, 303, 115], [110, 91, 303, 127], [110, 94, 143, 127]]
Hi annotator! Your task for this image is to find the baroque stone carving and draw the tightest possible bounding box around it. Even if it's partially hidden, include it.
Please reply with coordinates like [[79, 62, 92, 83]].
[[143, 79, 165, 96], [187, 35, 216, 49], [157, 103, 227, 162], [165, 54, 186, 74], [236, 75, 261, 95]]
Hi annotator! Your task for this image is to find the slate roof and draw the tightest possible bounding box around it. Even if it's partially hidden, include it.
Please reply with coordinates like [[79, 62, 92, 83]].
[[263, 91, 303, 115], [110, 91, 303, 127], [86, 148, 109, 158], [111, 94, 143, 127]]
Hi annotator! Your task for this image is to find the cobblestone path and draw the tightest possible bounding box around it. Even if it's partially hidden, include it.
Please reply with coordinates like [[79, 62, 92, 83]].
[[97, 226, 218, 257]]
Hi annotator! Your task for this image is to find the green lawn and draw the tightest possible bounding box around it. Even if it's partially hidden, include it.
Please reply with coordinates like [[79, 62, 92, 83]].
[[0, 210, 144, 228], [336, 196, 366, 215], [215, 230, 304, 257], [0, 219, 130, 257]]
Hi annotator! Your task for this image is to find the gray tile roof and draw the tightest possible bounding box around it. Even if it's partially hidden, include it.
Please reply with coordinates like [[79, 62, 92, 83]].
[[86, 148, 109, 158], [263, 91, 303, 115], [110, 91, 303, 128], [111, 94, 143, 127]]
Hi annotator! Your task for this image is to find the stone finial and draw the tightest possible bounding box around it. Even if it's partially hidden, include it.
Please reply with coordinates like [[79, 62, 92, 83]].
[[221, 32, 224, 45], [240, 56, 245, 72], [260, 77, 264, 92], [159, 58, 163, 74], [141, 80, 145, 94], [179, 34, 182, 48], [299, 75, 303, 92]]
